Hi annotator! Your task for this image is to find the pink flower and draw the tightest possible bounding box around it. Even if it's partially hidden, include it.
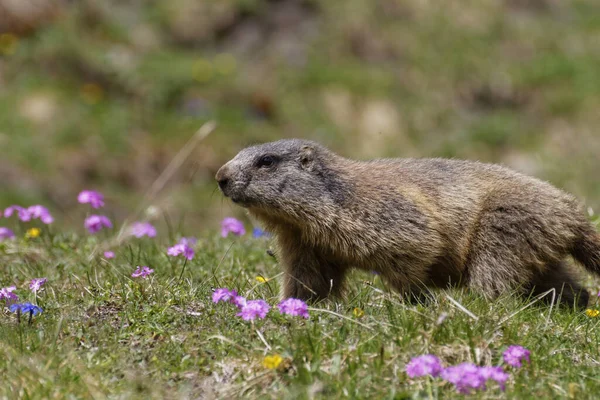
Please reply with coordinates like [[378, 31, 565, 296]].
[[441, 363, 486, 394], [167, 243, 194, 260], [178, 237, 197, 246], [405, 355, 510, 394], [278, 298, 309, 318], [77, 190, 105, 208], [29, 278, 47, 293], [130, 222, 157, 238], [479, 366, 509, 391], [27, 205, 54, 224], [237, 300, 270, 321], [232, 295, 247, 308], [221, 217, 246, 237], [84, 215, 112, 233], [131, 266, 154, 278], [5, 205, 53, 224], [503, 345, 530, 368], [4, 205, 30, 221], [440, 363, 510, 394], [406, 355, 443, 378], [0, 286, 18, 301], [212, 288, 238, 303], [0, 227, 15, 241], [103, 251, 115, 259]]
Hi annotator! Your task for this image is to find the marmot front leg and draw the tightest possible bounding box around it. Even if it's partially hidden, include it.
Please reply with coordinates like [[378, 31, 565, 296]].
[[280, 245, 347, 301]]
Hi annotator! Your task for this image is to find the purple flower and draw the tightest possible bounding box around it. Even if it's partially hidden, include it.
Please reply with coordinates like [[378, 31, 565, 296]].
[[221, 217, 246, 237], [503, 345, 530, 368], [441, 363, 487, 394], [212, 288, 238, 303], [78, 190, 105, 208], [103, 251, 115, 259], [4, 205, 30, 221], [131, 266, 154, 278], [130, 222, 157, 238], [167, 243, 194, 260], [278, 298, 309, 319], [232, 295, 247, 308], [479, 366, 509, 391], [5, 205, 53, 224], [0, 286, 18, 301], [29, 278, 47, 293], [237, 299, 270, 321], [10, 302, 43, 316], [27, 205, 54, 224], [84, 215, 112, 234], [0, 227, 15, 241], [406, 355, 443, 378], [178, 237, 197, 246]]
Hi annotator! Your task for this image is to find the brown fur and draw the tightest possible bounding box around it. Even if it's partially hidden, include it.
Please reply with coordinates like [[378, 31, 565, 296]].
[[216, 139, 600, 308]]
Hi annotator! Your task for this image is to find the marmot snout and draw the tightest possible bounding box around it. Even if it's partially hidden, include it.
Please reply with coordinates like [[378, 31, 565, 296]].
[[216, 139, 600, 308]]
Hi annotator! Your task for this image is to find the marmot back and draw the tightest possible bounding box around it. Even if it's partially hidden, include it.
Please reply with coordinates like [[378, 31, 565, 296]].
[[216, 139, 600, 308]]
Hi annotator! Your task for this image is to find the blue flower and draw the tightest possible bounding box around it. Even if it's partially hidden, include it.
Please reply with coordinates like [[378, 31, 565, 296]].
[[252, 227, 270, 238], [9, 302, 43, 316]]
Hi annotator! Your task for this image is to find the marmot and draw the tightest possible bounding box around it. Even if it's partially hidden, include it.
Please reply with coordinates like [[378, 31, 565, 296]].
[[216, 139, 600, 308]]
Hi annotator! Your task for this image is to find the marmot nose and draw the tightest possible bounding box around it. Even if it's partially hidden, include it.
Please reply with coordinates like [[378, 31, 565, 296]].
[[218, 177, 229, 191], [215, 166, 230, 191]]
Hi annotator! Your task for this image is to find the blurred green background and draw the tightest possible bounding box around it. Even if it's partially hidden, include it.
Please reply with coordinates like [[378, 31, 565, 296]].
[[1, 0, 599, 231]]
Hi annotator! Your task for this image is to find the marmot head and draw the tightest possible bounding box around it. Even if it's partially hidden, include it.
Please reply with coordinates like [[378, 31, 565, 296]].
[[216, 139, 348, 221]]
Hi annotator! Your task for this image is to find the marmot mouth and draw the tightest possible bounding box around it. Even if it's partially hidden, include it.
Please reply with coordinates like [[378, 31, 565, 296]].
[[230, 195, 251, 207], [219, 188, 246, 205]]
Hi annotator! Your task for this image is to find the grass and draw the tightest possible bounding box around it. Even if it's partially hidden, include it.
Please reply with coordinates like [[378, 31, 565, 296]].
[[1, 217, 600, 399], [2, 1, 600, 397]]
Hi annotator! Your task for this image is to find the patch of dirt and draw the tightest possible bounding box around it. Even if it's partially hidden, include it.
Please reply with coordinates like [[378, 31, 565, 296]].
[[171, 301, 206, 317], [0, 0, 63, 34], [460, 82, 529, 112], [85, 301, 126, 330], [185, 359, 270, 400], [436, 343, 494, 366]]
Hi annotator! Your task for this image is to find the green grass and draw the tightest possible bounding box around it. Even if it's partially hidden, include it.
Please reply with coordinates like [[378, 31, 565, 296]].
[[2, 2, 600, 396], [1, 221, 600, 399]]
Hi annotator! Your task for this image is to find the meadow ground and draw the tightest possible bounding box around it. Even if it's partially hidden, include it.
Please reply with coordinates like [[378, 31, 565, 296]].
[[3, 2, 600, 398], [1, 209, 600, 399]]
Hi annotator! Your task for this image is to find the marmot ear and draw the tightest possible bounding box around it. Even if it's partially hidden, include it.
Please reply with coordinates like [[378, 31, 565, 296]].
[[299, 145, 315, 170]]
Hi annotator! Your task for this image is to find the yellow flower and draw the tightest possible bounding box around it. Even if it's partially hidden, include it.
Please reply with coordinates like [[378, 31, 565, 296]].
[[353, 307, 365, 318], [214, 53, 237, 75], [0, 33, 18, 55], [585, 309, 599, 318], [255, 276, 268, 283], [192, 59, 213, 82], [81, 83, 104, 104], [26, 228, 41, 239], [262, 354, 283, 370]]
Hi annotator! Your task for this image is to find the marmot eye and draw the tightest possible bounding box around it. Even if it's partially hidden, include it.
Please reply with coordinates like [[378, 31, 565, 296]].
[[257, 155, 276, 168]]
